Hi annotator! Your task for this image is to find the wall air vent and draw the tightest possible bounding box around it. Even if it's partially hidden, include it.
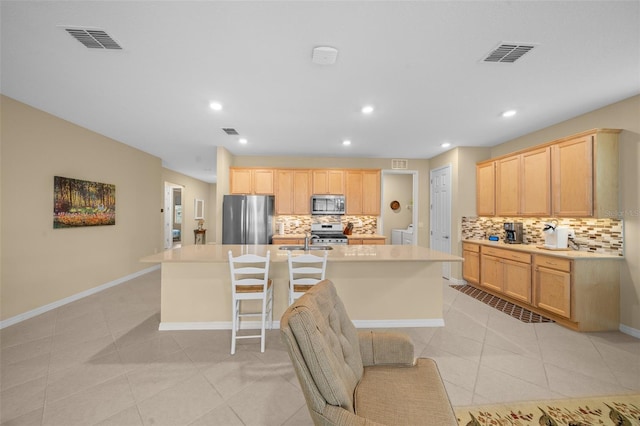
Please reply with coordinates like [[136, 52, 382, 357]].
[[392, 159, 408, 170], [64, 27, 122, 49], [483, 43, 536, 63], [222, 128, 239, 135]]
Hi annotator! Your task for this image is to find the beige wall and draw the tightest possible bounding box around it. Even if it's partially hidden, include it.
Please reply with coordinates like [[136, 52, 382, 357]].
[[485, 95, 640, 331], [162, 169, 216, 245], [381, 174, 413, 242], [428, 147, 492, 281], [0, 95, 164, 321]]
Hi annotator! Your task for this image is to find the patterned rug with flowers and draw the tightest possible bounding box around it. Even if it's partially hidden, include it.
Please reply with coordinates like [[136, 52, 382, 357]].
[[455, 394, 640, 426]]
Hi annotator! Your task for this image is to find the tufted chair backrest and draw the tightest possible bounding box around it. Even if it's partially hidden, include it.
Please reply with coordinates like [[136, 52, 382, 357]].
[[281, 280, 364, 413]]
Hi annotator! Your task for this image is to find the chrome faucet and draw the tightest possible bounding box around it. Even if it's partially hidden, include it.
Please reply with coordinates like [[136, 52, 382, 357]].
[[304, 233, 318, 250]]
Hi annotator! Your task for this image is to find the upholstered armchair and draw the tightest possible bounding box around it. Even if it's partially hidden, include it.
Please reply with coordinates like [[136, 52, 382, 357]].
[[280, 280, 457, 426]]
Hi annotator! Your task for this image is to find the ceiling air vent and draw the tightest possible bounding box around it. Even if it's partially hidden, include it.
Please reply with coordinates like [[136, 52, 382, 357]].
[[483, 43, 536, 63], [392, 159, 408, 170], [64, 27, 122, 50], [222, 128, 239, 135]]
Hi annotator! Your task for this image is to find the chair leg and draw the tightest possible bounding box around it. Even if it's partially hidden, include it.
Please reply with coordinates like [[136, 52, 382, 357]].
[[231, 298, 237, 355], [260, 303, 267, 353]]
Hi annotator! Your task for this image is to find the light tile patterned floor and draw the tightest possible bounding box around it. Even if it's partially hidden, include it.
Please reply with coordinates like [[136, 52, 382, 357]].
[[1, 269, 638, 425]]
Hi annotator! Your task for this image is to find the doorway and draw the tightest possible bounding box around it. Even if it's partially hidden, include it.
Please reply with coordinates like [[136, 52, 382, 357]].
[[164, 182, 183, 249], [380, 170, 419, 245], [430, 165, 452, 279]]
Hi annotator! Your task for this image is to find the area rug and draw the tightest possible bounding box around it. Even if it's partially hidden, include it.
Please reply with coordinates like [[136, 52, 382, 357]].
[[455, 394, 640, 426], [451, 284, 554, 324]]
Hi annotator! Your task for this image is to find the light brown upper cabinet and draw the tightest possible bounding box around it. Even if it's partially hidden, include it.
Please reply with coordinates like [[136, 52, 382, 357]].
[[230, 168, 275, 195], [275, 169, 311, 215], [552, 130, 619, 218], [312, 169, 345, 195], [496, 147, 551, 216], [476, 161, 496, 216], [478, 128, 619, 218], [345, 169, 381, 215]]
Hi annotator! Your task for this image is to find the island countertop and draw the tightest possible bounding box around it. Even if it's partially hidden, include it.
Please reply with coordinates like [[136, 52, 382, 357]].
[[141, 244, 462, 264]]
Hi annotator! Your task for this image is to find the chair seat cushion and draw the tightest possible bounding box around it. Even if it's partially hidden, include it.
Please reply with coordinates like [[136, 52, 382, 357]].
[[354, 358, 457, 426], [236, 279, 272, 293], [293, 284, 314, 292]]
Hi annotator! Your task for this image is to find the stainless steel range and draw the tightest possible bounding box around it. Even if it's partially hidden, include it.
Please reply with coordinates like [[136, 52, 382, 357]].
[[310, 223, 348, 245]]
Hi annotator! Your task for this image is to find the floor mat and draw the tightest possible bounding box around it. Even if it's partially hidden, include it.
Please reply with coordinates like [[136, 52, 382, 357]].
[[455, 394, 640, 425], [451, 285, 554, 324]]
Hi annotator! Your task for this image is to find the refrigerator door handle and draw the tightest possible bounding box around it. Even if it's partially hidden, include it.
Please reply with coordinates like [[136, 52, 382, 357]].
[[241, 197, 246, 243]]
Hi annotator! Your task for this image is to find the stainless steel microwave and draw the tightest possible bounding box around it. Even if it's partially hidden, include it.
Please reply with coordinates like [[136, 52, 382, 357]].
[[311, 194, 345, 215]]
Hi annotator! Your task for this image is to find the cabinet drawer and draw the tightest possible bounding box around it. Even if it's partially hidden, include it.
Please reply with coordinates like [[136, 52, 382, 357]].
[[462, 242, 480, 253], [481, 246, 531, 264], [535, 255, 571, 272]]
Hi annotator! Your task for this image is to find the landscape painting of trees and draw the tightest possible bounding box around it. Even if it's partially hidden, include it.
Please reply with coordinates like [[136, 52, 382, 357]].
[[54, 176, 116, 228]]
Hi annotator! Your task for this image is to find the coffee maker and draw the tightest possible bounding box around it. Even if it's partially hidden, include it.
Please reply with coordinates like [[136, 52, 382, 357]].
[[504, 222, 524, 244]]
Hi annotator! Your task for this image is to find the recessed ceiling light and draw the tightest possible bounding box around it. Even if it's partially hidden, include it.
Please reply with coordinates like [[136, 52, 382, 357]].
[[502, 109, 517, 118], [209, 101, 223, 111], [441, 142, 451, 148], [342, 140, 351, 146], [361, 105, 374, 115], [239, 138, 247, 144]]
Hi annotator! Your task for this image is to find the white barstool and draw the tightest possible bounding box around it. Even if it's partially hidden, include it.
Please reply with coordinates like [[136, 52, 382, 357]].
[[228, 250, 273, 354], [287, 251, 328, 305]]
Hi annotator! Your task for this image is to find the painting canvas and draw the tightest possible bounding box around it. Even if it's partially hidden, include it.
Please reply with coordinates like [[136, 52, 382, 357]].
[[54, 176, 116, 228]]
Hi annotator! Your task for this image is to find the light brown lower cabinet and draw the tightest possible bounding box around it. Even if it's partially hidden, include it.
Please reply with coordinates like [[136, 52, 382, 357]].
[[271, 237, 304, 245], [480, 246, 532, 303], [462, 243, 480, 285], [472, 244, 620, 331], [533, 255, 571, 318], [348, 238, 386, 245]]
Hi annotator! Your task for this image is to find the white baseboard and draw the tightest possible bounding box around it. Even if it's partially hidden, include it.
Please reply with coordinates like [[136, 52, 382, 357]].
[[619, 323, 640, 339], [159, 318, 445, 331], [0, 265, 161, 330], [159, 321, 280, 331], [447, 277, 466, 285]]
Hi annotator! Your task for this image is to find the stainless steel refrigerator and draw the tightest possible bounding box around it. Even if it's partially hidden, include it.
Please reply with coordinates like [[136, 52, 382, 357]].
[[222, 195, 275, 244]]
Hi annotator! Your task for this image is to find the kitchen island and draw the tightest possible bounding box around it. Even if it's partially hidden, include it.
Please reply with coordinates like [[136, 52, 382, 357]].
[[140, 244, 462, 330]]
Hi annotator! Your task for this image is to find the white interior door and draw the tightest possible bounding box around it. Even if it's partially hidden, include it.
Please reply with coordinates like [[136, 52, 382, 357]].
[[430, 165, 452, 279]]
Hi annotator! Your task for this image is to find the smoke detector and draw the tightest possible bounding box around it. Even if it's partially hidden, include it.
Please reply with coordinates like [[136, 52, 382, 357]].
[[312, 46, 338, 65]]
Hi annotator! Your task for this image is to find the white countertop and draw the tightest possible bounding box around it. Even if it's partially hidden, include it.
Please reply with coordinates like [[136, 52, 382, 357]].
[[141, 244, 462, 264], [463, 239, 623, 259]]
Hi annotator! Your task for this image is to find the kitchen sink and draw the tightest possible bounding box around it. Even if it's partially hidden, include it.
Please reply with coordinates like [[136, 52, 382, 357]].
[[278, 245, 333, 251]]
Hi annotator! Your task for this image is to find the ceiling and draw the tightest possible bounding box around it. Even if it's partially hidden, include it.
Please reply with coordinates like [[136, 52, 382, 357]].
[[2, 1, 639, 183]]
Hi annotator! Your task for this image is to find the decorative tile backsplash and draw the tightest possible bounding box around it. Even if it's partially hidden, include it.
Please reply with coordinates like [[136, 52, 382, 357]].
[[276, 215, 378, 235], [462, 217, 624, 256]]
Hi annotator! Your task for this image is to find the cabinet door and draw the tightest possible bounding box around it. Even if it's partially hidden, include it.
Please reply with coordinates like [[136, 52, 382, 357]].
[[362, 170, 381, 215], [502, 259, 532, 303], [521, 147, 551, 216], [462, 249, 480, 285], [552, 135, 593, 217], [230, 168, 253, 194], [253, 169, 274, 194], [275, 170, 294, 214], [476, 162, 495, 216], [327, 170, 345, 194], [496, 155, 520, 216], [534, 266, 571, 318], [480, 254, 503, 293], [345, 171, 363, 214], [363, 238, 385, 245], [312, 170, 344, 195], [293, 170, 311, 214], [272, 238, 303, 245]]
